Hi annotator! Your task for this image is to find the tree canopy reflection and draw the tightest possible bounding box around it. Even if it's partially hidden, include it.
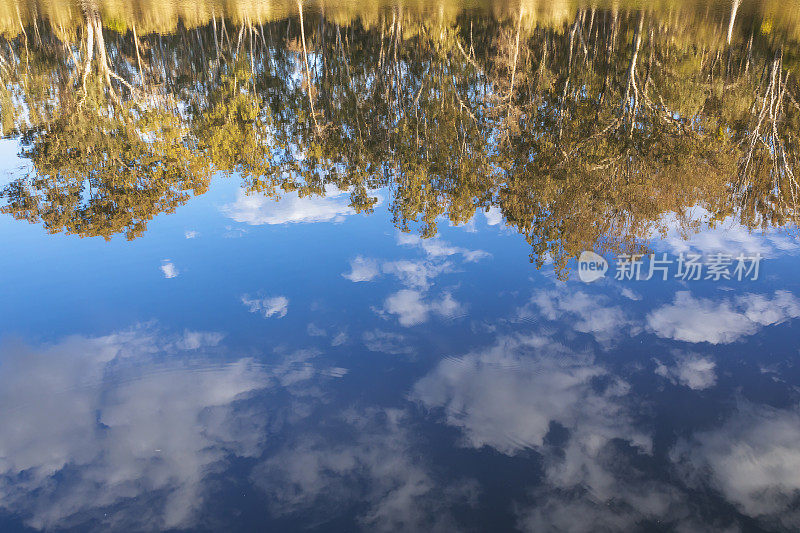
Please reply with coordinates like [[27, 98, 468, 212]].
[[1, 0, 798, 275]]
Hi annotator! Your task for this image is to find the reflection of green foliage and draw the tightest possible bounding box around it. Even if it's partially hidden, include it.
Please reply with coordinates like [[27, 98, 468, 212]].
[[194, 65, 276, 181], [3, 80, 211, 239], [1, 3, 799, 275], [103, 16, 127, 34]]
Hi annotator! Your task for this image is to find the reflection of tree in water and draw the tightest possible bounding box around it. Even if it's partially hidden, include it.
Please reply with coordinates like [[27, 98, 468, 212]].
[[1, 0, 798, 273], [1, 2, 212, 240]]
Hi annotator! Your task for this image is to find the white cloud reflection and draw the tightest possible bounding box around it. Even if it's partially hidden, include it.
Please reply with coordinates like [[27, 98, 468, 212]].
[[343, 234, 483, 327], [241, 295, 289, 318], [655, 207, 799, 258], [397, 232, 490, 262], [412, 333, 647, 454], [251, 407, 476, 532], [673, 402, 800, 530], [343, 256, 381, 282], [521, 288, 635, 345], [362, 330, 414, 356], [160, 260, 179, 278], [382, 290, 466, 327], [646, 290, 800, 344], [483, 206, 504, 226], [223, 187, 363, 225], [0, 329, 269, 530], [0, 327, 351, 531], [411, 332, 706, 531], [654, 353, 717, 390]]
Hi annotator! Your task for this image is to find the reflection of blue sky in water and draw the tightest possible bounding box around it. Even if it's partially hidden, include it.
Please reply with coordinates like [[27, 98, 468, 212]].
[[1, 172, 800, 531], [652, 207, 799, 258]]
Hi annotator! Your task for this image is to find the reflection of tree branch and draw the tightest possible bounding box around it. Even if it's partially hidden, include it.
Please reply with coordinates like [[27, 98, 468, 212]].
[[737, 48, 799, 220], [455, 39, 480, 71], [297, 0, 321, 135], [507, 4, 524, 103], [620, 11, 644, 133], [451, 75, 478, 124], [132, 23, 144, 85], [80, 9, 94, 96]]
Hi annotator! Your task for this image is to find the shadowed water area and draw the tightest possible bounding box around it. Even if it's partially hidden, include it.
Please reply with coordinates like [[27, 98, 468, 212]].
[[1, 0, 800, 531]]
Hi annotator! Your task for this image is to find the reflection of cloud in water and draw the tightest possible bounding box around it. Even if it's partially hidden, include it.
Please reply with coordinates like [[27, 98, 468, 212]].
[[223, 187, 365, 225], [0, 329, 269, 530], [397, 232, 490, 262], [241, 294, 289, 318], [382, 290, 465, 327], [517, 479, 694, 533], [655, 208, 799, 257], [343, 232, 489, 289], [343, 256, 448, 288], [646, 290, 800, 344], [345, 234, 483, 327], [412, 333, 646, 454], [160, 260, 179, 278], [362, 329, 414, 356], [483, 206, 504, 226], [342, 255, 381, 282], [252, 407, 477, 532], [673, 402, 800, 530], [520, 288, 635, 345], [331, 331, 348, 346], [654, 352, 716, 390], [412, 333, 700, 531], [382, 259, 450, 289]]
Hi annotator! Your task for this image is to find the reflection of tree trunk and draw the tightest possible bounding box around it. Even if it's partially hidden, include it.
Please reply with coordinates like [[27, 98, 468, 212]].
[[79, 3, 135, 105], [504, 4, 525, 137], [80, 10, 95, 94], [738, 48, 799, 212], [744, 31, 753, 74], [598, 12, 617, 109], [14, 3, 30, 77], [537, 33, 548, 93], [92, 14, 111, 88], [558, 14, 580, 139], [727, 0, 741, 45], [298, 0, 321, 134], [508, 4, 524, 102], [133, 23, 144, 85], [724, 0, 740, 77], [643, 24, 653, 98], [620, 11, 644, 125], [212, 13, 220, 63]]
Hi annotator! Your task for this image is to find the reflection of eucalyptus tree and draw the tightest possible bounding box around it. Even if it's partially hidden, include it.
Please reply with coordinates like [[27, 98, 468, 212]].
[[1, 5, 212, 239], [1, 2, 798, 265], [736, 48, 800, 227], [489, 6, 800, 273], [310, 11, 495, 236]]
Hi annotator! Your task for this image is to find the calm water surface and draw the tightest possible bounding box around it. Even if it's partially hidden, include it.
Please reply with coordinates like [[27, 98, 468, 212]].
[[1, 0, 800, 531]]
